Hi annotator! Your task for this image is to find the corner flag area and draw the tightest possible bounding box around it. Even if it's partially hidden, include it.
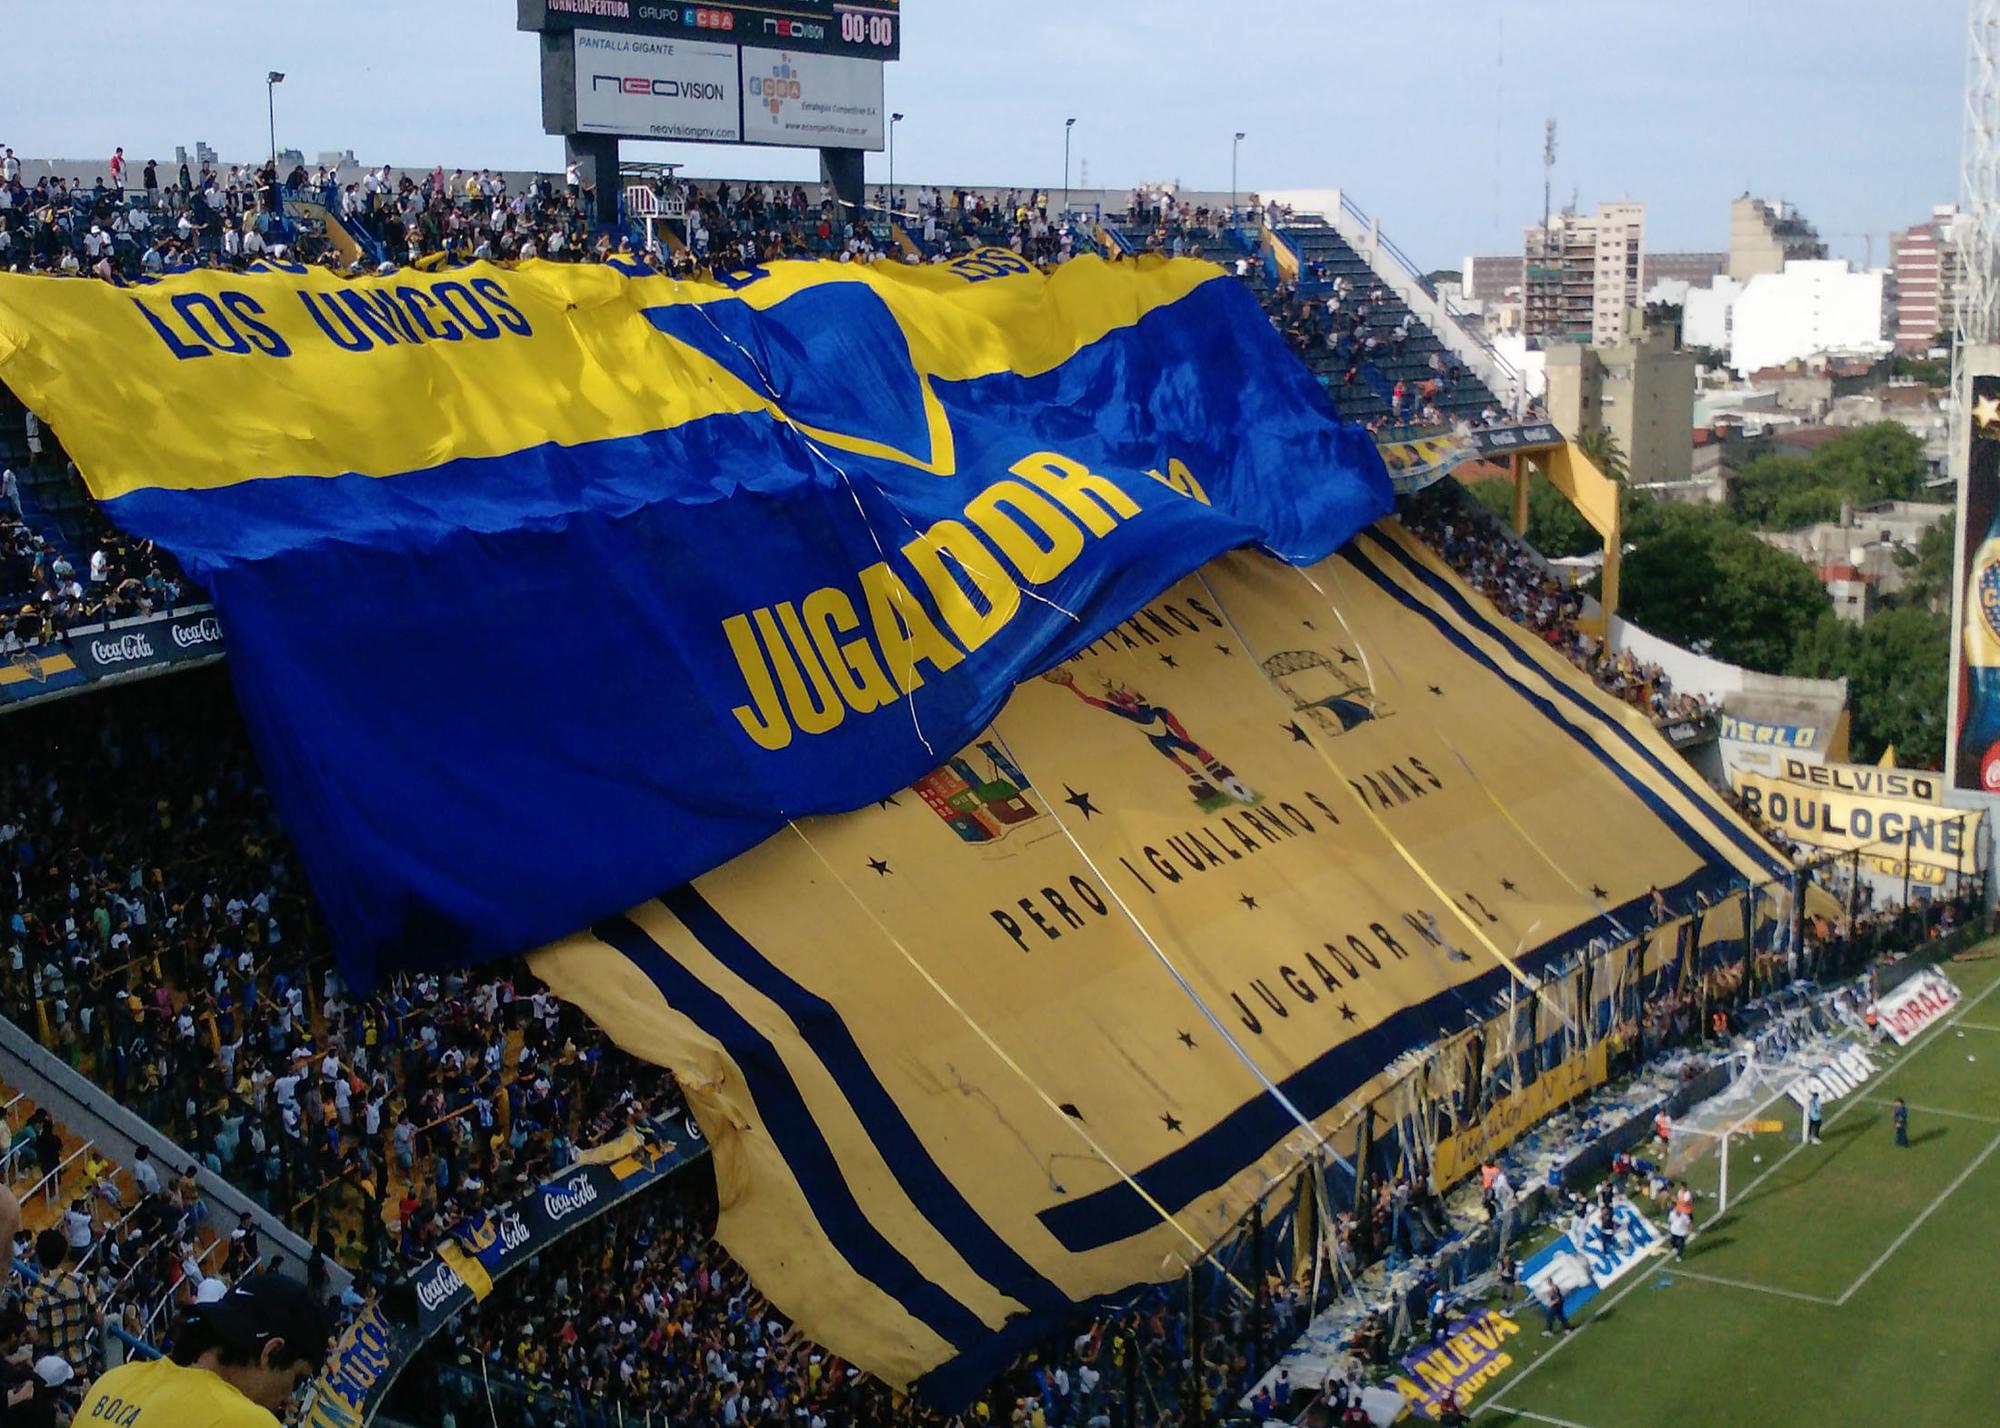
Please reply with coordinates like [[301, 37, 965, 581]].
[[1478, 950, 2000, 1428]]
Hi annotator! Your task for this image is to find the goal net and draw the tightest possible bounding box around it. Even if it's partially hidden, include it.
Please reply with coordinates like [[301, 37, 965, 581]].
[[1658, 1003, 1854, 1212]]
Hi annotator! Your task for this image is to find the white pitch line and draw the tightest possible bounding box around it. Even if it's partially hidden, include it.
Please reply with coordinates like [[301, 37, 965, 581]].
[[1663, 1266, 1837, 1305], [1486, 1408, 1607, 1428], [1953, 1020, 2000, 1032], [1835, 1126, 2000, 1306], [1858, 1096, 2000, 1124], [1481, 970, 2000, 1422], [1473, 1265, 1656, 1418], [1723, 969, 2000, 1215]]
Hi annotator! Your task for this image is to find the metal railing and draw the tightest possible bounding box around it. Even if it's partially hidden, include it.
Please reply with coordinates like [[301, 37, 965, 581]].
[[23, 1139, 91, 1209], [142, 1236, 225, 1341], [75, 1194, 149, 1275], [1333, 190, 1523, 405]]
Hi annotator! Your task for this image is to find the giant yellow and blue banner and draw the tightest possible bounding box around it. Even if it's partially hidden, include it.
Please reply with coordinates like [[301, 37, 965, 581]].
[[0, 252, 1794, 1407], [0, 250, 1389, 987], [531, 526, 1788, 1400]]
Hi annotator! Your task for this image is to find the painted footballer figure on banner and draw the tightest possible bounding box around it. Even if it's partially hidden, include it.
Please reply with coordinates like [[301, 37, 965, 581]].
[[1045, 667, 1257, 806]]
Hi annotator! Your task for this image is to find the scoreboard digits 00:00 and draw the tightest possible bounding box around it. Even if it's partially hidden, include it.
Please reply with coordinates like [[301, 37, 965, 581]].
[[835, 5, 895, 49]]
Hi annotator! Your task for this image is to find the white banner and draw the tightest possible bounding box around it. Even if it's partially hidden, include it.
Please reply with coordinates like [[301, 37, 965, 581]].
[[1876, 968, 1962, 1046], [573, 31, 742, 142], [1783, 1044, 1876, 1109], [1521, 1198, 1661, 1317], [741, 47, 885, 150]]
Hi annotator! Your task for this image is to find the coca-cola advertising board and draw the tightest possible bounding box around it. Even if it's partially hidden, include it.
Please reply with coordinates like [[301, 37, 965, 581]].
[[303, 1109, 705, 1427]]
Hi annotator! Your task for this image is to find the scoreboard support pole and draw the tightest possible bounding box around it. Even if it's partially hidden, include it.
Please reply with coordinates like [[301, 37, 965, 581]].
[[820, 147, 865, 227], [567, 133, 623, 228]]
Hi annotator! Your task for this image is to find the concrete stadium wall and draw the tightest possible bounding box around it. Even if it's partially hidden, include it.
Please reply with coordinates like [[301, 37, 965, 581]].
[[0, 1016, 341, 1289]]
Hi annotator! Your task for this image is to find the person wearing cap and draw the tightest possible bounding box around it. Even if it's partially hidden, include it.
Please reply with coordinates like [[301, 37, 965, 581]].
[[77, 1272, 329, 1425]]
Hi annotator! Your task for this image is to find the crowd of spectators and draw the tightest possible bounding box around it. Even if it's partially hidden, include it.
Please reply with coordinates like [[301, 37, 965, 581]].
[[1256, 276, 1477, 433], [407, 1166, 1318, 1428], [0, 670, 688, 1367], [1401, 484, 1715, 725], [0, 146, 1109, 284], [0, 651, 1319, 1423], [0, 146, 1827, 1428], [0, 148, 338, 279], [334, 162, 641, 269], [885, 186, 1088, 266], [3, 481, 189, 654]]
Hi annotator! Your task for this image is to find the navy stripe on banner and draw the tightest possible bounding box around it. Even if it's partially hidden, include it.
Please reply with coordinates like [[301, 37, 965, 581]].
[[591, 913, 991, 1351], [1033, 864, 1732, 1254], [1038, 541, 1761, 1253], [1365, 529, 1786, 877], [1339, 539, 1743, 874], [661, 886, 1070, 1315]]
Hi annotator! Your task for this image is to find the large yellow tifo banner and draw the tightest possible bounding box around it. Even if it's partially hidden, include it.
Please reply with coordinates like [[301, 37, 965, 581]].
[[1431, 1042, 1611, 1187], [532, 526, 1786, 1400], [1728, 768, 1982, 875]]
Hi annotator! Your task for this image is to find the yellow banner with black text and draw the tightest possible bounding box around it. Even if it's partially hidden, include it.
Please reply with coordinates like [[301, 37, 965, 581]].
[[1431, 1041, 1610, 1188], [1729, 768, 1982, 875], [531, 528, 1786, 1399]]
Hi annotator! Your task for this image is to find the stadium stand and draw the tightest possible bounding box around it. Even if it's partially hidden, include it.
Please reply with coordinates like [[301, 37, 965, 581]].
[[1, 152, 1967, 1428], [1402, 481, 1715, 723], [394, 1169, 1337, 1428]]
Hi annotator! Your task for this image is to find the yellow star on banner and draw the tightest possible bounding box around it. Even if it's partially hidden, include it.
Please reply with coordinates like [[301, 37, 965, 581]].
[[1973, 393, 2000, 430]]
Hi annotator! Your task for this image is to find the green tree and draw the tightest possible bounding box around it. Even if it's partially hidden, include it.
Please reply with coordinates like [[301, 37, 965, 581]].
[[1465, 473, 1599, 559], [1576, 425, 1629, 484], [1727, 423, 1930, 530], [1810, 423, 1928, 502], [1727, 451, 1816, 527], [1789, 605, 1950, 765], [1892, 513, 1956, 614], [1891, 351, 1950, 386], [1617, 501, 1831, 671]]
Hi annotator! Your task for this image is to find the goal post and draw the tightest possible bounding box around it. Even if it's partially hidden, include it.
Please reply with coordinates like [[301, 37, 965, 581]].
[[1662, 1111, 1787, 1216]]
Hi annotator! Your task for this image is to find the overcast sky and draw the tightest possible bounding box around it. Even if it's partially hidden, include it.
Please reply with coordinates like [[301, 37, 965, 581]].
[[0, 0, 1968, 269]]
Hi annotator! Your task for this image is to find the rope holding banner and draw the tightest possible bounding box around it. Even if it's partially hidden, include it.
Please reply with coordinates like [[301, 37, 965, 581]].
[[782, 821, 1256, 1302], [1193, 567, 1578, 1035], [986, 722, 1357, 1177]]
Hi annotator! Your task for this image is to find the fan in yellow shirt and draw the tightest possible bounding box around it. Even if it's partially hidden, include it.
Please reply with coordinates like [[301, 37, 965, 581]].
[[75, 1272, 330, 1427]]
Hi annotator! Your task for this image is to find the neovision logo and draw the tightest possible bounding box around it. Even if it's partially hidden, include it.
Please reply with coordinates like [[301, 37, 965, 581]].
[[592, 74, 728, 100]]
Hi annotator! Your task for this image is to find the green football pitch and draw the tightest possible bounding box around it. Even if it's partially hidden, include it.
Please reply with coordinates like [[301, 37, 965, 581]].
[[1472, 948, 2000, 1428]]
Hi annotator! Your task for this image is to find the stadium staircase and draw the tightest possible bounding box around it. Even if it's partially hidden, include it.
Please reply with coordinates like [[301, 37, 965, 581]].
[[1269, 218, 1505, 427], [0, 1005, 331, 1288], [1313, 192, 1525, 410], [0, 386, 92, 587], [0, 1067, 131, 1236], [0, 1056, 247, 1362], [1105, 210, 1502, 429]]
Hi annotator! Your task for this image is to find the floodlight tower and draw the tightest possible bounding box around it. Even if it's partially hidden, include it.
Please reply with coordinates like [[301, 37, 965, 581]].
[[1542, 117, 1556, 241]]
